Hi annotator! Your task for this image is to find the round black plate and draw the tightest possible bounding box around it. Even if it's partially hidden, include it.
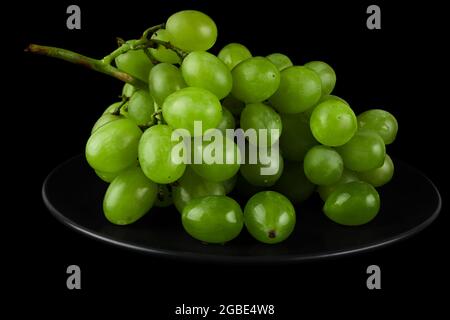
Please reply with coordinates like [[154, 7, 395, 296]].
[[42, 155, 441, 263]]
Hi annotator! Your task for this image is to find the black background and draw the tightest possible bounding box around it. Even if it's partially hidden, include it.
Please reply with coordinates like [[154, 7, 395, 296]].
[[12, 0, 447, 315]]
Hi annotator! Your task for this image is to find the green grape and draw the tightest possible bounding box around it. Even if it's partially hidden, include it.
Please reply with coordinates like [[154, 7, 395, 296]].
[[240, 102, 282, 147], [103, 167, 157, 225], [231, 57, 280, 103], [166, 10, 217, 52], [317, 169, 359, 201], [304, 61, 336, 95], [358, 154, 394, 187], [182, 195, 244, 243], [216, 107, 236, 134], [172, 167, 225, 213], [304, 94, 349, 119], [304, 145, 343, 186], [181, 51, 232, 99], [149, 63, 186, 106], [162, 87, 222, 136], [122, 83, 136, 99], [191, 134, 241, 182], [336, 128, 386, 172], [240, 146, 284, 187], [234, 173, 266, 199], [91, 114, 122, 135], [95, 170, 119, 183], [138, 124, 186, 184], [310, 99, 357, 146], [279, 112, 318, 161], [86, 118, 142, 173], [222, 94, 245, 117], [149, 29, 181, 64], [218, 43, 252, 70], [244, 191, 296, 244], [115, 41, 153, 82], [103, 102, 122, 115], [266, 53, 293, 71], [323, 181, 380, 226], [357, 109, 398, 144], [155, 184, 173, 208], [269, 66, 322, 113], [222, 174, 238, 194], [127, 90, 154, 126], [273, 161, 315, 204]]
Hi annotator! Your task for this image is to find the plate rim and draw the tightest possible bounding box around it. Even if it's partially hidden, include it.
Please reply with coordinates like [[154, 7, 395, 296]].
[[42, 154, 442, 264]]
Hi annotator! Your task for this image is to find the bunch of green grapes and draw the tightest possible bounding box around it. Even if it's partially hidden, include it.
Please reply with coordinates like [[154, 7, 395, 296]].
[[85, 10, 398, 244]]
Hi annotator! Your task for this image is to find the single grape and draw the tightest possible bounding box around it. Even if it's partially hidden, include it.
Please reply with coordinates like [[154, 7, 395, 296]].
[[269, 66, 322, 113], [138, 124, 186, 184], [240, 102, 282, 147], [154, 184, 173, 208], [336, 128, 386, 172], [222, 94, 245, 117], [222, 174, 238, 194], [304, 94, 349, 119], [323, 181, 380, 226], [103, 102, 122, 115], [231, 57, 280, 103], [95, 170, 119, 183], [218, 43, 252, 70], [304, 61, 336, 96], [266, 53, 293, 71], [216, 107, 236, 134], [244, 191, 296, 244], [115, 41, 153, 82], [304, 145, 343, 186], [240, 146, 284, 187], [279, 112, 318, 161], [182, 195, 244, 243], [181, 51, 232, 99], [166, 10, 217, 52], [149, 63, 186, 106], [162, 87, 222, 136], [317, 169, 359, 201], [149, 29, 181, 64], [273, 161, 316, 204], [357, 109, 398, 144], [122, 83, 136, 99], [86, 118, 142, 173], [127, 90, 154, 126], [103, 167, 157, 225], [91, 114, 122, 135], [358, 154, 394, 187], [310, 99, 357, 146], [172, 167, 226, 213]]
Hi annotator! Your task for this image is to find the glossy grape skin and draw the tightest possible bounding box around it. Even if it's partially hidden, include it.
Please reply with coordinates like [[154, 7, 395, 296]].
[[103, 167, 157, 225], [149, 29, 181, 64], [304, 61, 336, 96], [91, 114, 122, 134], [269, 66, 322, 114], [244, 191, 296, 244], [358, 154, 394, 187], [95, 170, 119, 183], [231, 57, 280, 103], [310, 99, 357, 146], [122, 83, 136, 98], [323, 181, 380, 226], [273, 161, 316, 204], [191, 135, 241, 182], [166, 10, 217, 52], [86, 119, 142, 173], [172, 167, 226, 213], [218, 43, 252, 70], [149, 63, 186, 106], [181, 51, 232, 99], [304, 145, 344, 186], [222, 174, 238, 194], [162, 87, 222, 136], [358, 109, 398, 145], [138, 124, 186, 184], [128, 90, 154, 126], [304, 94, 349, 119], [317, 169, 359, 201], [103, 102, 122, 115], [115, 42, 153, 82], [336, 129, 386, 172], [266, 53, 293, 71], [240, 102, 282, 147], [222, 94, 245, 117], [216, 107, 236, 134], [182, 195, 244, 243], [279, 112, 318, 161], [240, 148, 284, 187], [154, 184, 173, 208]]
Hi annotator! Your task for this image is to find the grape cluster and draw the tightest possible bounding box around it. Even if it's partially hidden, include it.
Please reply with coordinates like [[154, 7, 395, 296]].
[[86, 10, 398, 244]]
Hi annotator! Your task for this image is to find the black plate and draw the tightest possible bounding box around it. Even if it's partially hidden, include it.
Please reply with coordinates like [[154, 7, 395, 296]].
[[42, 155, 441, 263]]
